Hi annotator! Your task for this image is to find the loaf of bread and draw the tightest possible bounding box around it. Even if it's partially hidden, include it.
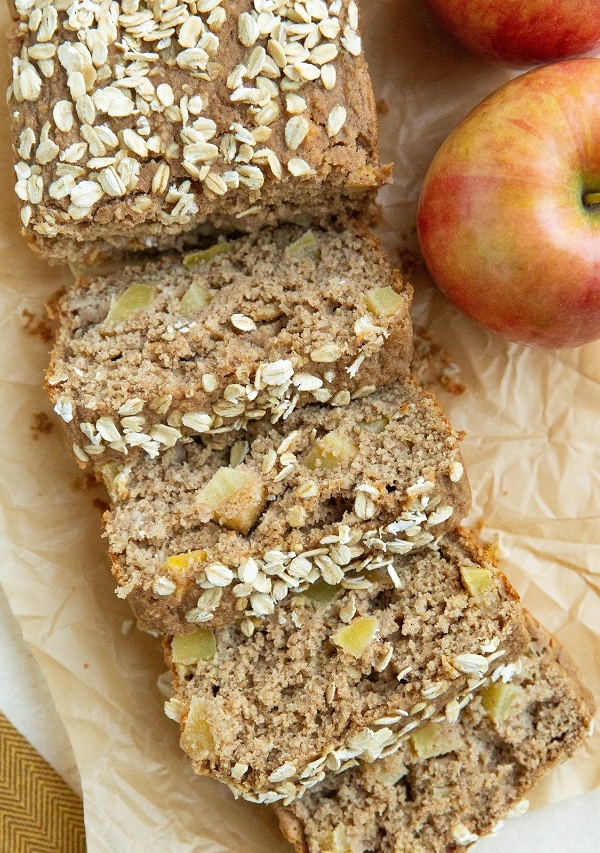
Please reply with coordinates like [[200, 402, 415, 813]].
[[102, 379, 471, 634], [163, 528, 528, 803], [46, 226, 412, 467], [9, 0, 388, 264], [14, 0, 596, 847], [276, 612, 595, 852]]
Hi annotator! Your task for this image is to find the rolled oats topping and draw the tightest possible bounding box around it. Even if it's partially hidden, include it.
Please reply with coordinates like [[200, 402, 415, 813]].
[[8, 0, 388, 262]]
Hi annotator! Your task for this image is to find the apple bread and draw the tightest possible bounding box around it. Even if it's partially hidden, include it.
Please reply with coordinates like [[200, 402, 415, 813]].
[[46, 226, 412, 468], [162, 528, 529, 803], [102, 378, 471, 635], [9, 0, 389, 265], [276, 612, 595, 853]]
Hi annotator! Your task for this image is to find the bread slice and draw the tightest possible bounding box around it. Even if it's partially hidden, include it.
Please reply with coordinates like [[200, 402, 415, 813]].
[[102, 379, 470, 634], [276, 612, 595, 852], [163, 528, 528, 803], [46, 226, 412, 468], [9, 0, 388, 264]]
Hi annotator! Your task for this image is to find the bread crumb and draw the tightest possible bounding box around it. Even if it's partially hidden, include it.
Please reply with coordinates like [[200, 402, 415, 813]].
[[21, 309, 53, 343], [412, 328, 465, 396], [30, 411, 53, 439]]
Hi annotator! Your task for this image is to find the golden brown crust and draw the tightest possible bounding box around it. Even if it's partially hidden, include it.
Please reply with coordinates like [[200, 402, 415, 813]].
[[274, 807, 308, 853], [524, 612, 596, 719]]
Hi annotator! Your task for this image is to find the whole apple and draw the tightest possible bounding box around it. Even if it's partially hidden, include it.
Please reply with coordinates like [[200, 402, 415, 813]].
[[417, 57, 600, 349], [423, 0, 600, 66]]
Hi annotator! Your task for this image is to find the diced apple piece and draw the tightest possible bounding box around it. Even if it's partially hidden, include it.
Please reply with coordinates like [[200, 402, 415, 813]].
[[431, 784, 453, 800], [410, 721, 464, 759], [303, 578, 341, 607], [166, 550, 207, 573], [197, 467, 266, 534], [284, 230, 321, 260], [104, 283, 156, 324], [365, 285, 404, 317], [172, 628, 217, 665], [179, 280, 212, 315], [480, 682, 523, 725], [362, 567, 387, 585], [346, 163, 381, 191], [322, 826, 352, 853], [460, 565, 499, 605], [183, 241, 230, 268], [369, 754, 408, 787], [304, 431, 357, 471], [99, 462, 131, 500], [99, 461, 120, 489], [357, 417, 389, 434], [286, 505, 307, 528], [332, 615, 378, 658], [181, 697, 216, 760]]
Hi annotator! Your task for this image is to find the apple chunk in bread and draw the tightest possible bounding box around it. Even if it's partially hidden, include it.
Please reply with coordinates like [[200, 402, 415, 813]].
[[410, 721, 465, 759], [197, 467, 266, 534], [332, 616, 378, 658], [181, 697, 215, 761], [321, 826, 352, 853], [460, 565, 500, 606], [303, 579, 341, 607], [179, 280, 212, 315], [103, 283, 157, 325], [166, 550, 208, 575], [303, 431, 357, 471], [480, 682, 524, 725], [172, 629, 217, 665], [365, 286, 405, 318], [357, 416, 389, 434]]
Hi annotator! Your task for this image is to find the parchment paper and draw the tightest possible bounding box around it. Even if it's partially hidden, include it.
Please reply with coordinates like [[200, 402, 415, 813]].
[[1, 1, 599, 850]]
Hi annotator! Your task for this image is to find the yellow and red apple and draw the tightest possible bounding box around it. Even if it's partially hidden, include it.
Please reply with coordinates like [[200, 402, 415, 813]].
[[423, 0, 600, 66], [417, 57, 600, 349]]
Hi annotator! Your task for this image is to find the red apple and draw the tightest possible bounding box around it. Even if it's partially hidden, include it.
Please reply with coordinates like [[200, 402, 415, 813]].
[[416, 57, 600, 349], [423, 0, 600, 66]]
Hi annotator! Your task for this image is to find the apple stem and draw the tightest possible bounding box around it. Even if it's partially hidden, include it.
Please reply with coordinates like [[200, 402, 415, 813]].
[[583, 191, 600, 207]]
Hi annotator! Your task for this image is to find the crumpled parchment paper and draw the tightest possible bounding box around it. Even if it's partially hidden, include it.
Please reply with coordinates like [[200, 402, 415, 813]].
[[0, 1, 599, 850]]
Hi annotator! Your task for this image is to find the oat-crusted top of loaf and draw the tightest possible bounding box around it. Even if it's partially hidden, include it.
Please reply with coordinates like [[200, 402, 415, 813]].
[[9, 0, 385, 257], [276, 612, 595, 853]]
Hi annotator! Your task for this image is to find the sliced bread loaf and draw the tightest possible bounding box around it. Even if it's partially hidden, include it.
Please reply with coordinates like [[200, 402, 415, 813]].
[[276, 612, 595, 852], [47, 226, 412, 467], [163, 528, 528, 803], [102, 379, 470, 634]]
